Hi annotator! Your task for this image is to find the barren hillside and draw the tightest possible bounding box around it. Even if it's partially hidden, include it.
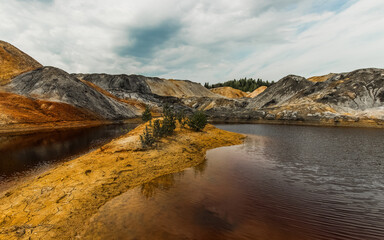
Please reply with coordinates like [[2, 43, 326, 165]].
[[210, 86, 248, 98], [0, 41, 42, 85], [247, 86, 267, 98]]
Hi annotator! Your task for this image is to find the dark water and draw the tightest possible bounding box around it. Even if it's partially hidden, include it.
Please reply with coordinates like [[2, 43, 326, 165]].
[[0, 123, 137, 192], [82, 124, 384, 240]]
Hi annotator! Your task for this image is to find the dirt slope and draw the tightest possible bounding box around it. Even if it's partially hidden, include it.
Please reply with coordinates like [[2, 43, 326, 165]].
[[210, 87, 248, 98], [146, 78, 219, 98], [0, 92, 103, 133], [6, 67, 140, 120], [307, 73, 335, 82], [247, 86, 267, 98], [0, 41, 42, 85]]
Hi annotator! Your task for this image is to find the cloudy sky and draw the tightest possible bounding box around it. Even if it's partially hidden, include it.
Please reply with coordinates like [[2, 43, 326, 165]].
[[1, 0, 384, 83]]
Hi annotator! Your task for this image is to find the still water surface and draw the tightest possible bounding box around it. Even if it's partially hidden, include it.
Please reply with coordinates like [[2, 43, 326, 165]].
[[0, 123, 137, 192], [82, 124, 384, 240]]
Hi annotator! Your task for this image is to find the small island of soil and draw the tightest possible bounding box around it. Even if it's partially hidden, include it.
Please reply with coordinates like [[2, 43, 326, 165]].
[[0, 122, 244, 239]]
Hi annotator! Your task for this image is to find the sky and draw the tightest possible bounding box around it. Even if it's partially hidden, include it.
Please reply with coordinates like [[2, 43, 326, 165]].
[[1, 0, 384, 83]]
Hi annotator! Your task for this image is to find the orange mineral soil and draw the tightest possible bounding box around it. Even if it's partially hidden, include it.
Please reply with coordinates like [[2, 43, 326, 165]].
[[307, 73, 335, 82], [0, 92, 104, 133], [247, 86, 267, 98], [210, 86, 248, 98], [0, 41, 42, 85]]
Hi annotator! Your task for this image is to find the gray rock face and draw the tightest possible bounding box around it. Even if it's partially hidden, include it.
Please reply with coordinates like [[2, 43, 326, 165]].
[[74, 73, 152, 94], [209, 68, 384, 125], [247, 75, 314, 109], [307, 68, 384, 111], [144, 77, 219, 98], [8, 67, 139, 120], [73, 73, 192, 112]]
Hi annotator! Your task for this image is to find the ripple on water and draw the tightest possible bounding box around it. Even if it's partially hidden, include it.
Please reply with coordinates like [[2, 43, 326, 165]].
[[81, 124, 384, 240]]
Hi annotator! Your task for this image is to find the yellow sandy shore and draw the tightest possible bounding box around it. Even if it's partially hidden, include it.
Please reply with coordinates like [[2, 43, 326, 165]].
[[0, 122, 244, 239]]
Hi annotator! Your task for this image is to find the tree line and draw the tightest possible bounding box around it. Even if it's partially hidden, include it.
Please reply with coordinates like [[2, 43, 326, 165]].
[[204, 77, 274, 92]]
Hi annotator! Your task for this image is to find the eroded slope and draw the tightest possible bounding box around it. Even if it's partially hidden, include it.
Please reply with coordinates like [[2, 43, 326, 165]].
[[6, 67, 140, 120], [0, 41, 42, 85], [210, 86, 248, 98]]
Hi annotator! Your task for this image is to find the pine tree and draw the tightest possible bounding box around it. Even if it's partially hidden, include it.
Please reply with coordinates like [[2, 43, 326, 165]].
[[142, 105, 152, 122]]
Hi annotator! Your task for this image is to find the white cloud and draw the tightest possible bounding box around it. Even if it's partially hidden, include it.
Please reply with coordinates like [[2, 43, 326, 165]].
[[0, 0, 383, 83]]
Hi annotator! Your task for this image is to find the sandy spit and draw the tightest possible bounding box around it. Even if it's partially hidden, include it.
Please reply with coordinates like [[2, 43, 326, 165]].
[[0, 122, 244, 239]]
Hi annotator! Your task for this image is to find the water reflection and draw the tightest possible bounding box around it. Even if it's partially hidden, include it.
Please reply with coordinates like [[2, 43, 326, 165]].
[[0, 124, 137, 192], [141, 174, 176, 199], [81, 124, 384, 240]]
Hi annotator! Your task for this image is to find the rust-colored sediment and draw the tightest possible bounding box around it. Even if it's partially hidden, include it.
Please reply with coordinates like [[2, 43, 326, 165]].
[[0, 41, 42, 85], [0, 122, 245, 239], [307, 73, 335, 82], [247, 86, 267, 98], [210, 86, 248, 98], [0, 92, 107, 134]]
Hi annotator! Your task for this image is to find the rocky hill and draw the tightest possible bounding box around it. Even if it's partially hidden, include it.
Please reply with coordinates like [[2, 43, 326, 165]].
[[210, 86, 247, 98], [73, 73, 194, 113], [208, 68, 384, 127], [0, 40, 383, 130], [0, 41, 42, 85], [145, 78, 218, 98], [246, 75, 314, 109], [6, 67, 140, 120]]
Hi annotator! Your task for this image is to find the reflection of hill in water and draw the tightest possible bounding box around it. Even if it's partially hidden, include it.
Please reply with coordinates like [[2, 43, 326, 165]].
[[140, 160, 208, 199], [81, 124, 384, 239]]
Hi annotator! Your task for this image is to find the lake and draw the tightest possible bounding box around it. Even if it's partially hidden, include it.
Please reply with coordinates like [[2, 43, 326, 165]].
[[0, 123, 137, 192], [81, 124, 384, 240]]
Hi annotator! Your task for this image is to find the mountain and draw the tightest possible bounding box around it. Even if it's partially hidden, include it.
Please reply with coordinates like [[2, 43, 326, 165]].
[[145, 78, 218, 98], [208, 68, 384, 126], [73, 73, 196, 112], [246, 75, 313, 109], [210, 87, 248, 98], [0, 40, 42, 85], [6, 67, 139, 120], [1, 40, 383, 130]]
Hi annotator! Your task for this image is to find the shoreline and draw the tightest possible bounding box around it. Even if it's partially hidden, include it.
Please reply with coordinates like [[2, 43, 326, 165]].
[[209, 117, 384, 129], [0, 115, 383, 137], [0, 122, 245, 239], [0, 118, 142, 136]]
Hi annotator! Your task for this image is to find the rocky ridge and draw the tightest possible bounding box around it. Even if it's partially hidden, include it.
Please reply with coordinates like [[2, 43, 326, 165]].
[[208, 68, 384, 127], [0, 40, 383, 129], [6, 67, 140, 120]]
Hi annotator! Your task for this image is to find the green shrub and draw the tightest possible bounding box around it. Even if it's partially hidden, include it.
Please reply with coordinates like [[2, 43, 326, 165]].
[[187, 111, 208, 131], [176, 110, 187, 128], [140, 126, 155, 148], [153, 119, 162, 139], [161, 105, 176, 136], [142, 105, 152, 122]]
